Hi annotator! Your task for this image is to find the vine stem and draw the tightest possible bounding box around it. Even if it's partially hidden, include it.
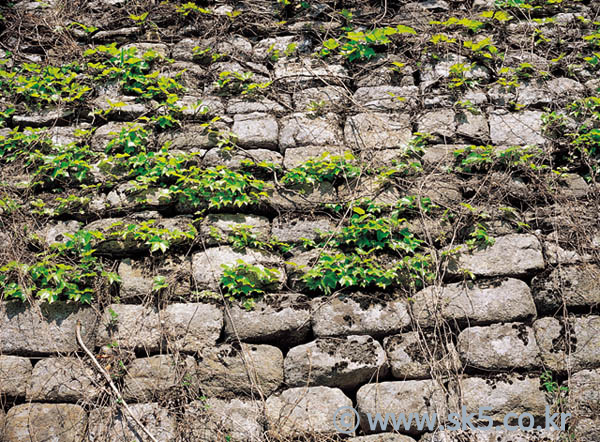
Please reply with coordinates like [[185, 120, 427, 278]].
[[76, 320, 159, 442]]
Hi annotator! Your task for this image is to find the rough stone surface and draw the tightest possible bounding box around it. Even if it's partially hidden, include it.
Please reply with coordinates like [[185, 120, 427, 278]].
[[0, 301, 97, 355], [224, 294, 311, 345], [457, 323, 541, 370], [349, 435, 417, 442], [0, 356, 32, 397], [573, 418, 600, 442], [118, 258, 153, 299], [356, 380, 447, 435], [96, 304, 161, 352], [344, 112, 412, 150], [294, 86, 349, 112], [123, 354, 197, 401], [191, 246, 285, 291], [284, 335, 389, 388], [88, 403, 177, 441], [489, 111, 545, 145], [569, 368, 600, 418], [445, 234, 544, 277], [418, 109, 456, 138], [266, 386, 352, 437], [199, 213, 271, 245], [27, 357, 100, 401], [533, 264, 600, 311], [354, 86, 418, 111], [196, 343, 283, 398], [185, 398, 264, 441], [461, 375, 547, 422], [3, 404, 87, 442], [312, 296, 411, 337], [232, 112, 279, 150], [411, 278, 537, 326], [162, 303, 223, 352], [279, 112, 343, 151], [283, 145, 347, 169], [274, 61, 349, 88], [271, 215, 334, 243], [421, 427, 562, 441]]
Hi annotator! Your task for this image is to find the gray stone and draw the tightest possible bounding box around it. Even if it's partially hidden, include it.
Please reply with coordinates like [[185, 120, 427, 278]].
[[274, 61, 349, 87], [356, 380, 447, 435], [266, 181, 336, 211], [41, 220, 81, 246], [118, 258, 153, 299], [461, 375, 547, 422], [223, 294, 311, 345], [349, 435, 417, 442], [489, 111, 545, 145], [456, 111, 489, 140], [421, 54, 490, 89], [294, 86, 349, 112], [420, 427, 562, 441], [409, 175, 462, 205], [96, 304, 161, 352], [123, 355, 197, 401], [283, 145, 347, 169], [445, 234, 544, 277], [228, 96, 291, 114], [569, 368, 600, 418], [200, 213, 271, 245], [534, 316, 600, 372], [157, 123, 225, 151], [533, 264, 600, 311], [203, 147, 283, 169], [457, 323, 541, 370], [232, 112, 279, 150], [191, 246, 285, 291], [384, 332, 459, 379], [90, 122, 133, 151], [279, 112, 343, 152], [410, 278, 537, 327], [3, 404, 87, 442], [285, 335, 389, 389], [12, 109, 73, 127], [345, 112, 412, 150], [175, 95, 224, 119], [120, 42, 169, 58], [0, 356, 32, 397], [312, 296, 411, 337], [88, 403, 176, 441], [417, 109, 456, 139], [354, 86, 418, 111], [92, 95, 148, 120], [0, 301, 97, 355], [422, 144, 464, 169], [196, 343, 283, 398], [162, 303, 222, 352], [573, 418, 600, 442], [185, 398, 264, 441], [27, 357, 100, 402], [266, 386, 352, 437], [253, 36, 299, 60], [271, 215, 334, 243]]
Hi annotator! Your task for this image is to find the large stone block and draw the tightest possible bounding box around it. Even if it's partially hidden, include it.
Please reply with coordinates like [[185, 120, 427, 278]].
[[344, 112, 412, 150], [0, 356, 32, 397], [162, 303, 222, 352], [353, 86, 418, 111], [284, 335, 388, 389], [0, 301, 97, 355], [232, 112, 279, 150], [96, 304, 161, 352], [27, 357, 101, 401], [489, 110, 545, 145], [266, 386, 352, 437], [279, 112, 344, 152], [532, 264, 600, 311], [3, 403, 87, 442]]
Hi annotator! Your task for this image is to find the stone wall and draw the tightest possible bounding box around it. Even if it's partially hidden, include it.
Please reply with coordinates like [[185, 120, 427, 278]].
[[1, 0, 600, 441]]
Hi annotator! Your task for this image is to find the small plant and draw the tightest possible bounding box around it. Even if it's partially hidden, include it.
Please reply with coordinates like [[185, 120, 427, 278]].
[[220, 260, 281, 309]]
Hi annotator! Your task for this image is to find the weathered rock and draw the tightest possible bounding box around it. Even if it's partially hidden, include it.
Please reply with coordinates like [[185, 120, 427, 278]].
[[356, 380, 447, 435], [96, 304, 161, 352], [294, 86, 349, 112], [420, 427, 562, 441], [456, 111, 489, 140], [279, 113, 343, 152], [572, 418, 600, 442], [196, 343, 283, 398], [534, 316, 600, 372], [41, 220, 81, 246], [253, 36, 299, 60], [266, 181, 336, 211], [271, 215, 334, 243], [123, 354, 197, 401], [12, 109, 73, 127], [285, 335, 389, 388], [283, 145, 347, 169], [457, 323, 541, 370], [445, 234, 544, 277], [349, 435, 417, 442], [191, 246, 285, 291], [203, 147, 283, 169], [232, 112, 279, 150], [274, 61, 349, 87], [409, 175, 462, 205], [90, 122, 133, 151], [422, 144, 463, 169], [461, 375, 547, 422], [354, 86, 418, 111], [569, 368, 600, 418], [421, 54, 490, 89], [27, 357, 100, 401], [175, 95, 224, 119], [412, 278, 536, 328], [345, 112, 412, 150], [3, 404, 87, 442], [157, 123, 222, 151], [185, 398, 264, 441], [312, 296, 411, 337], [0, 356, 32, 397], [489, 111, 545, 145], [266, 386, 352, 437], [384, 332, 459, 379], [162, 303, 222, 352], [118, 258, 153, 299], [88, 403, 176, 441], [224, 293, 311, 345], [93, 95, 148, 120], [228, 96, 291, 114], [0, 301, 97, 355], [532, 264, 600, 311], [417, 109, 456, 139], [199, 213, 271, 245]]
